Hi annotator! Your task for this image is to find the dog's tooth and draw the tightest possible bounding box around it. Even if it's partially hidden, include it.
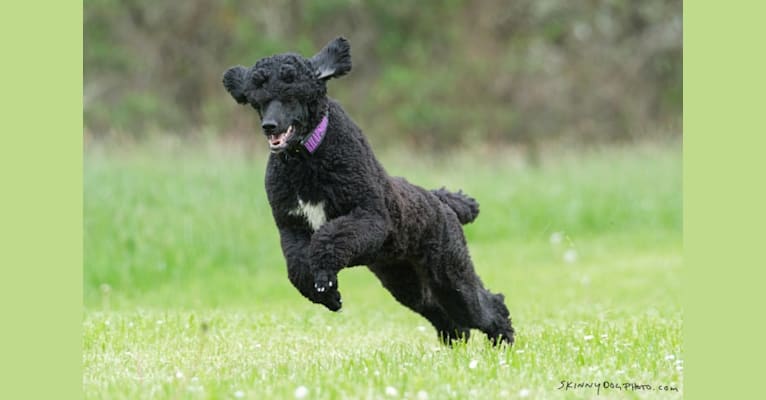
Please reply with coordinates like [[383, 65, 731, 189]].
[[328, 281, 333, 287]]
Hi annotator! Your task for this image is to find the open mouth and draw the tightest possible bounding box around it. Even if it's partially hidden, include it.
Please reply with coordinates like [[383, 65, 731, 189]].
[[268, 125, 295, 152]]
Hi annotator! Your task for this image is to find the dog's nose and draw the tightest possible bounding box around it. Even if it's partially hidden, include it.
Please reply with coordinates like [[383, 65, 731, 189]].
[[262, 120, 278, 133]]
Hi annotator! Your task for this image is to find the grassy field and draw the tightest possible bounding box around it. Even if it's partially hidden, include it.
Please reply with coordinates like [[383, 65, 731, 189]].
[[83, 142, 682, 399]]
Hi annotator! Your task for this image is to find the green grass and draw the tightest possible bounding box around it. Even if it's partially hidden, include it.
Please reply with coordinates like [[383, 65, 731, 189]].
[[84, 142, 682, 399]]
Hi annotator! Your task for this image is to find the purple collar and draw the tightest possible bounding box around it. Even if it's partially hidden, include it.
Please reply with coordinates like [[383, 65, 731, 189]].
[[302, 113, 328, 154]]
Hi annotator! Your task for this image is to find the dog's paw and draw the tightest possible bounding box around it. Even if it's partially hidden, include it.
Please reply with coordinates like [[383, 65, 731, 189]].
[[313, 270, 337, 293], [322, 290, 343, 312], [311, 270, 342, 311], [307, 288, 343, 312]]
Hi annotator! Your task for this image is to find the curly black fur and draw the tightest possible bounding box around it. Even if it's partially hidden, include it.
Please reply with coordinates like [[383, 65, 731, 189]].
[[223, 37, 514, 346]]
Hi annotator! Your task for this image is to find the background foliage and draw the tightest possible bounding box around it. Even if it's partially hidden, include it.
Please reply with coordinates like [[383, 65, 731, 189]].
[[84, 0, 681, 150]]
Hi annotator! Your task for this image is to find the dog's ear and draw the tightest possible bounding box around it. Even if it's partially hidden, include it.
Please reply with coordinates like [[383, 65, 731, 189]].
[[310, 37, 352, 80], [222, 65, 249, 104]]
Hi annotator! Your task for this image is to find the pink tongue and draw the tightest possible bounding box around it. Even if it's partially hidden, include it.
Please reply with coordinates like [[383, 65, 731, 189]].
[[269, 133, 285, 146]]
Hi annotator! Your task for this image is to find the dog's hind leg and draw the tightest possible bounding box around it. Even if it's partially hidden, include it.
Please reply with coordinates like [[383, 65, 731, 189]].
[[369, 261, 470, 345], [430, 268, 515, 346], [425, 223, 515, 346]]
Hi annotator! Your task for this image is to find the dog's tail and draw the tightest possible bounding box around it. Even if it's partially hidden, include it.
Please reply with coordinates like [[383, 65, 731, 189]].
[[431, 187, 480, 224]]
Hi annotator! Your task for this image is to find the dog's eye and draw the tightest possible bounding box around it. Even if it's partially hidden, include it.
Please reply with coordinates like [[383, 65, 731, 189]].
[[279, 65, 296, 83]]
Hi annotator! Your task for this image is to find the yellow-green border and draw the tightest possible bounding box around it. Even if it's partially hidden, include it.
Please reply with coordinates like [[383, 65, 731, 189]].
[[3, 1, 766, 398], [0, 2, 82, 398], [685, 1, 766, 398]]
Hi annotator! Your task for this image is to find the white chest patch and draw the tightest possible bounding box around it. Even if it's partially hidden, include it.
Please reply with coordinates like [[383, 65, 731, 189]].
[[289, 198, 327, 231]]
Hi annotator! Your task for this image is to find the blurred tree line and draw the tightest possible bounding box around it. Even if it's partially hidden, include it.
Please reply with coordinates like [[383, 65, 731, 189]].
[[84, 0, 681, 149]]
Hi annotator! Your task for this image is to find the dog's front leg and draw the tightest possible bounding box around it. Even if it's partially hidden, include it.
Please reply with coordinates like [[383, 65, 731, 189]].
[[279, 227, 342, 311], [308, 208, 388, 295]]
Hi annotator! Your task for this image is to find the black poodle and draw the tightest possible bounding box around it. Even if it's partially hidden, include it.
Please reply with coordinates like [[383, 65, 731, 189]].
[[223, 37, 514, 345]]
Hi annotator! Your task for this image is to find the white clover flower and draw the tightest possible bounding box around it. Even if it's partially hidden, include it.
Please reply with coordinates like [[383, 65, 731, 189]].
[[665, 354, 675, 360], [584, 335, 594, 341], [469, 360, 479, 369], [294, 385, 309, 399], [175, 370, 184, 379], [385, 386, 398, 396], [234, 390, 245, 398], [519, 388, 531, 398], [187, 385, 203, 393], [416, 390, 428, 400], [564, 249, 578, 263], [550, 232, 563, 245]]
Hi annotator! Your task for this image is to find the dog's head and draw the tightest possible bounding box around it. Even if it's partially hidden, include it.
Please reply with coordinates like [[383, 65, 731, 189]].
[[223, 37, 351, 153]]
